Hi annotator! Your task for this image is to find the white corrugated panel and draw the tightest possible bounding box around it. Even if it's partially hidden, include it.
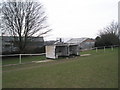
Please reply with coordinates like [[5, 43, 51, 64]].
[[46, 45, 56, 59]]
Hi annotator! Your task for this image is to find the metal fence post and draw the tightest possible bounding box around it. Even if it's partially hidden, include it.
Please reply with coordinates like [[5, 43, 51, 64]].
[[19, 54, 21, 64]]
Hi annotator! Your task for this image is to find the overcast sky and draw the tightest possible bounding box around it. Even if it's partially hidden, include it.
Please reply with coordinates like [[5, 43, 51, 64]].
[[39, 0, 118, 41], [0, 0, 118, 41]]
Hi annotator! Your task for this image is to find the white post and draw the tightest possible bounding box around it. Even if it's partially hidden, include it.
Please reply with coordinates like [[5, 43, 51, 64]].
[[111, 46, 113, 51], [104, 46, 105, 52], [19, 54, 21, 64], [96, 47, 97, 52]]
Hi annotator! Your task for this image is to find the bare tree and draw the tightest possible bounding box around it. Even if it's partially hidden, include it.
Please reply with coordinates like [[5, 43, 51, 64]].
[[95, 21, 119, 47], [1, 1, 51, 53], [99, 21, 118, 36]]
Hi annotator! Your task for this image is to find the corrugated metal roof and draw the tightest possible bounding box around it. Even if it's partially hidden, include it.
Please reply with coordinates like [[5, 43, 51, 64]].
[[1, 36, 44, 42], [66, 38, 88, 44]]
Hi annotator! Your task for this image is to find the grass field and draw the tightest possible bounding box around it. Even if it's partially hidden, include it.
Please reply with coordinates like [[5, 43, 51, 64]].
[[2, 48, 118, 88]]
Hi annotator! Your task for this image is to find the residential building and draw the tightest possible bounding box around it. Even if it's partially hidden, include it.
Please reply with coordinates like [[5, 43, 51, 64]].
[[66, 38, 95, 50], [1, 36, 44, 54]]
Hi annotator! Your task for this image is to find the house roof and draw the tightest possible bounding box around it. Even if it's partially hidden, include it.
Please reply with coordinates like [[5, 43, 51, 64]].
[[66, 38, 95, 44], [66, 38, 88, 44], [46, 42, 78, 47]]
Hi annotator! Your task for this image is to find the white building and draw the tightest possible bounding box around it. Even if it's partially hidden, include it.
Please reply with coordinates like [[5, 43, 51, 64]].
[[66, 38, 95, 50], [46, 43, 80, 59]]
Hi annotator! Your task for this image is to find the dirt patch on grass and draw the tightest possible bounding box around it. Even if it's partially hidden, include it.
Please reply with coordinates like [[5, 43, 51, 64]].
[[32, 59, 54, 63], [81, 54, 91, 56]]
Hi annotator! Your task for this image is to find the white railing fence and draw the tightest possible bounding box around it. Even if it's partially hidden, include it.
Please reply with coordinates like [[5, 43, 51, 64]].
[[91, 45, 119, 53], [80, 45, 119, 52], [18, 53, 46, 64], [1, 53, 46, 66]]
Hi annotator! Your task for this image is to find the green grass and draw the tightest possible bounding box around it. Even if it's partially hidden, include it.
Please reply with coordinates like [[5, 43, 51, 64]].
[[2, 55, 46, 65], [2, 48, 118, 88]]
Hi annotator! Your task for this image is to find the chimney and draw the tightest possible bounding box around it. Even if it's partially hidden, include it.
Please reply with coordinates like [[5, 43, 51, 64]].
[[60, 38, 62, 42]]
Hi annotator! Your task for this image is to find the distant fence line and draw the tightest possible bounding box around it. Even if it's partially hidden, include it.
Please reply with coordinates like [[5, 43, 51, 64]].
[[1, 45, 119, 66], [93, 45, 119, 49], [92, 45, 119, 52], [80, 45, 119, 52]]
